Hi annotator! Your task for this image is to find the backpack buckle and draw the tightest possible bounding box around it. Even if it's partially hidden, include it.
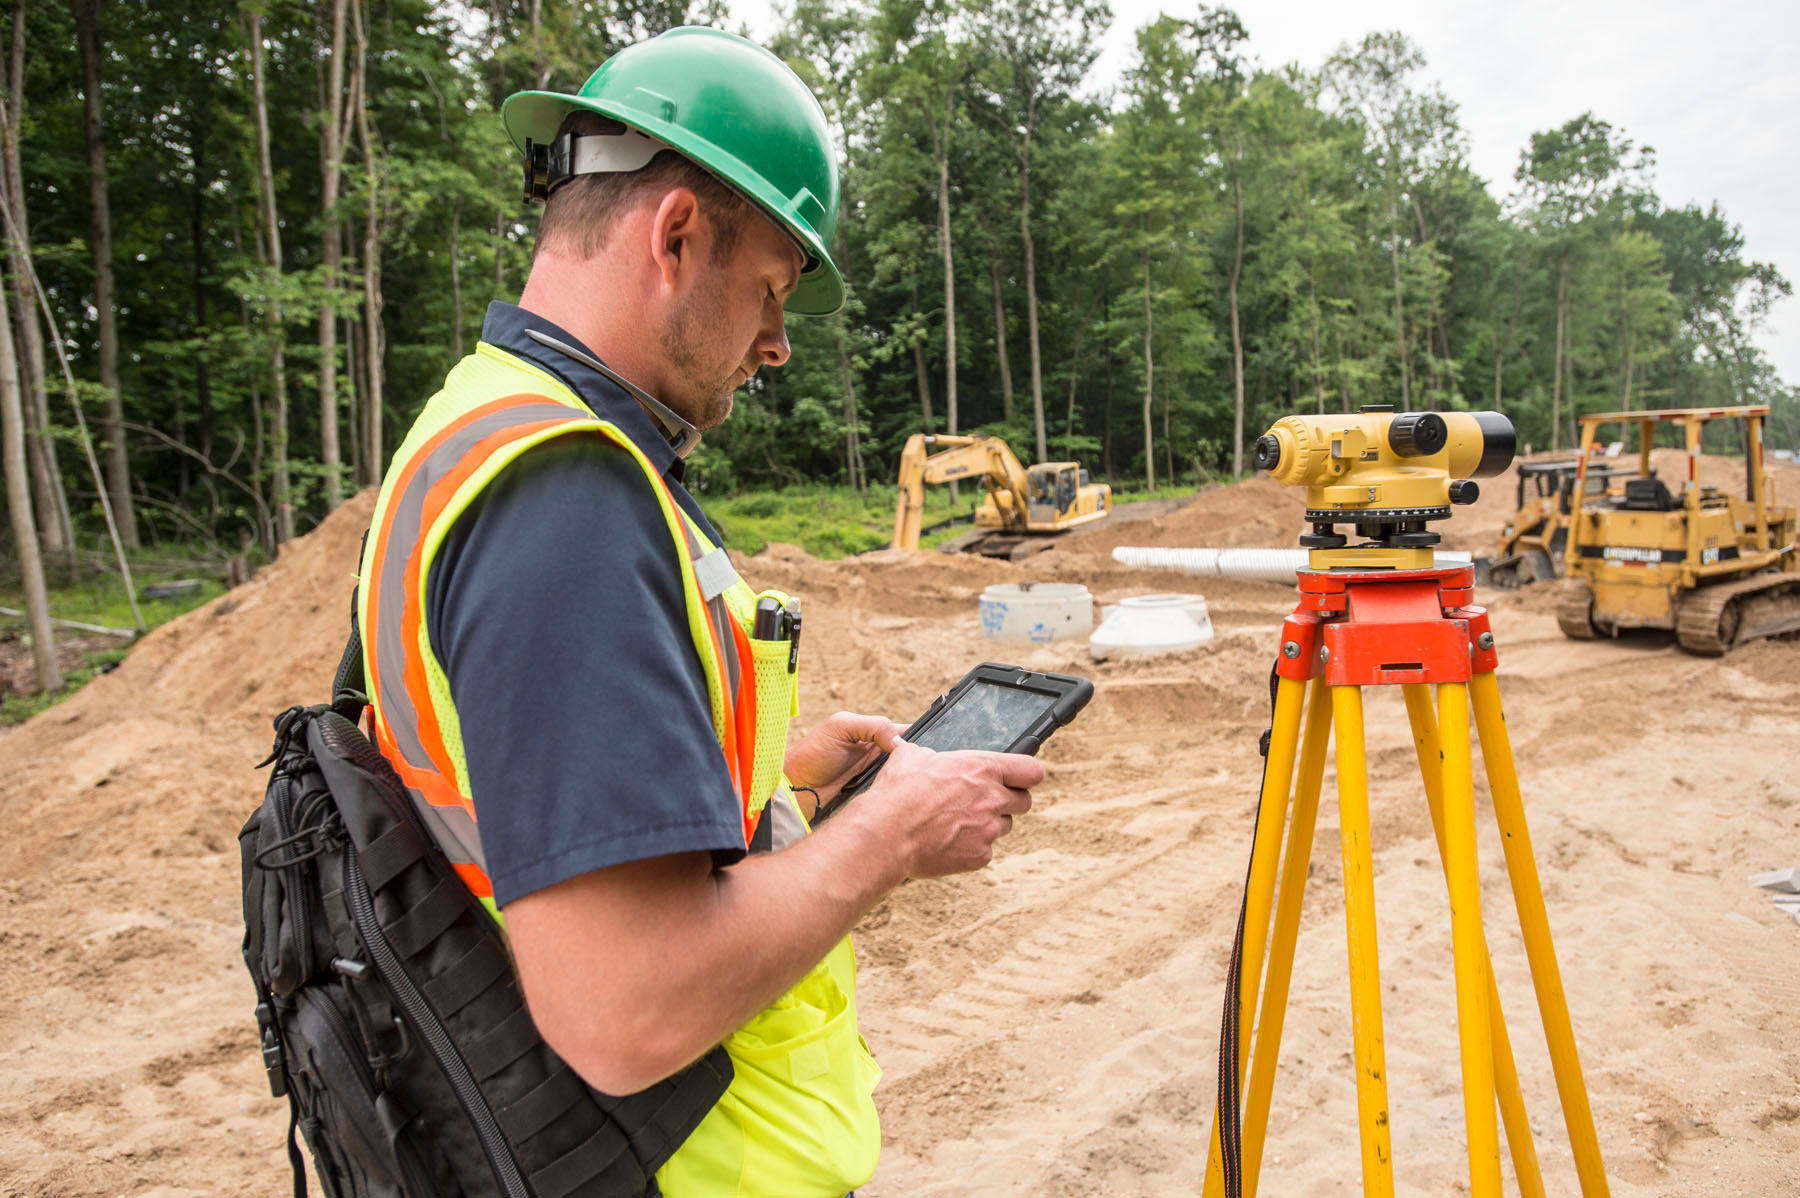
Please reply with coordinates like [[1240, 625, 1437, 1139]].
[[255, 1001, 288, 1097]]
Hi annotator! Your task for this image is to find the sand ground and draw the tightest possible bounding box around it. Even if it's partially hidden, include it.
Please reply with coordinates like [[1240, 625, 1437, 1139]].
[[1, 456, 1797, 1196]]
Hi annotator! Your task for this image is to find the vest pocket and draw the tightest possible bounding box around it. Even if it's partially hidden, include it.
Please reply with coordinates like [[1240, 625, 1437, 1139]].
[[744, 634, 798, 817], [715, 942, 880, 1194]]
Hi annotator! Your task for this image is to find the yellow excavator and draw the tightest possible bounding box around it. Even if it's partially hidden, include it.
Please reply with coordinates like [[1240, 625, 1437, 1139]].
[[1556, 405, 1799, 653], [890, 433, 1111, 559]]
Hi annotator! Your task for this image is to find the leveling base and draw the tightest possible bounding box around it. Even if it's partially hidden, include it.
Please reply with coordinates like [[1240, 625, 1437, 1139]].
[[1203, 564, 1609, 1197]]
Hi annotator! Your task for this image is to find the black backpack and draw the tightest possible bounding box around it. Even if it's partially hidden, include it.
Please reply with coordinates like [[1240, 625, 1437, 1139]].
[[240, 610, 732, 1197]]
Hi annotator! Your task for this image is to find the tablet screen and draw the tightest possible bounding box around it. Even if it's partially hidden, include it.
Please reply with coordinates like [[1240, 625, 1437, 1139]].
[[909, 681, 1059, 753]]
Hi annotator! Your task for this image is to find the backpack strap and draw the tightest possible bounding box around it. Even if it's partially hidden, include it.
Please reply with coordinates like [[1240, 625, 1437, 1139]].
[[333, 531, 370, 725]]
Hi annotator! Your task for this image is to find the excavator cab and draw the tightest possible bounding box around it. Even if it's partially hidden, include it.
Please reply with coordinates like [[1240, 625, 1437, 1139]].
[[1027, 463, 1080, 524]]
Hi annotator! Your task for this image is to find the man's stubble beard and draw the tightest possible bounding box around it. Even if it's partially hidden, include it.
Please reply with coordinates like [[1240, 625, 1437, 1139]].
[[658, 280, 738, 431]]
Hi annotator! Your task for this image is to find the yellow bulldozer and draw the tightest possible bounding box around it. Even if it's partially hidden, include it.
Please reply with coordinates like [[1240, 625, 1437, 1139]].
[[1556, 405, 1799, 653], [1474, 457, 1617, 588], [889, 433, 1111, 559]]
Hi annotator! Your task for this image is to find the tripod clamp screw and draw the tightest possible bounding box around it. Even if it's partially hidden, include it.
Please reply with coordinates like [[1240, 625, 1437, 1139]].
[[1477, 631, 1495, 651], [1282, 640, 1301, 659]]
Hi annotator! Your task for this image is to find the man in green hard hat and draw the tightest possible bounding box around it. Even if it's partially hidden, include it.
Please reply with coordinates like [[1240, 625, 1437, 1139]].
[[355, 25, 1043, 1197]]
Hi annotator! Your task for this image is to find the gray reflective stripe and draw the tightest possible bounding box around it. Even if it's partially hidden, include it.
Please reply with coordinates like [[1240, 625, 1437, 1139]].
[[407, 783, 488, 873], [374, 401, 586, 776], [692, 547, 738, 601], [758, 793, 807, 853], [710, 594, 742, 700]]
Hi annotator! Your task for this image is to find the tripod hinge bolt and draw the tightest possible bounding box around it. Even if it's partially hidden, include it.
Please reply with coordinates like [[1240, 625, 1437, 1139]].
[[1477, 631, 1495, 651], [1282, 640, 1301, 659], [1319, 646, 1331, 663]]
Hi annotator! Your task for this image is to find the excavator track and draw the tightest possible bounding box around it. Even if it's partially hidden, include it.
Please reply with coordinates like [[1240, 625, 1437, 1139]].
[[1675, 571, 1800, 656], [1556, 581, 1599, 640]]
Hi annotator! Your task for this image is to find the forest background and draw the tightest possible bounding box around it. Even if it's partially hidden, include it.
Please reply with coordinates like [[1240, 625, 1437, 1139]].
[[2, 0, 1796, 695]]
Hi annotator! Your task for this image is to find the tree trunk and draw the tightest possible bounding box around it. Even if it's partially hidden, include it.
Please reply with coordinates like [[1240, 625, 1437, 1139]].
[[1229, 167, 1246, 476], [494, 207, 505, 293], [1307, 270, 1325, 414], [936, 132, 956, 439], [1101, 338, 1113, 477], [1551, 252, 1568, 451], [73, 0, 134, 548], [317, 0, 349, 512], [1388, 190, 1411, 409], [978, 214, 1014, 421], [0, 255, 59, 690], [449, 194, 464, 360], [910, 283, 933, 424], [10, 1, 69, 557], [838, 335, 863, 492], [189, 138, 213, 471], [1141, 232, 1154, 491], [1020, 130, 1047, 462], [354, 0, 384, 488], [245, 10, 290, 552]]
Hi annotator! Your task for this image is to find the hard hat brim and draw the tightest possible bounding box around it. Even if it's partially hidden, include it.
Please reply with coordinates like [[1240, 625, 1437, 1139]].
[[502, 90, 845, 316]]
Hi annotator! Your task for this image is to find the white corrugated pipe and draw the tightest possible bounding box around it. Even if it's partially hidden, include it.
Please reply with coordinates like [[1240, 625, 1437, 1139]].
[[1110, 546, 1472, 584]]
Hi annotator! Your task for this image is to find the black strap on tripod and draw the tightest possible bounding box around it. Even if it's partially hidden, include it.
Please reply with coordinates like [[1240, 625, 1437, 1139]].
[[1214, 663, 1281, 1198]]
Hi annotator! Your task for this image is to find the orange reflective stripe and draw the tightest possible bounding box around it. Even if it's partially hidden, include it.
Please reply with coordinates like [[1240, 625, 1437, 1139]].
[[451, 860, 494, 899], [400, 415, 583, 812], [729, 615, 760, 844], [365, 394, 544, 730]]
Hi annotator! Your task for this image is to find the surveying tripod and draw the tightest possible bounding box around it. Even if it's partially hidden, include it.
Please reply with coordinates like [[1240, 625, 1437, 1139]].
[[1201, 557, 1610, 1197]]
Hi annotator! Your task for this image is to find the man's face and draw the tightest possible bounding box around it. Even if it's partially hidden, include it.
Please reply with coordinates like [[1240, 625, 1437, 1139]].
[[658, 208, 805, 430]]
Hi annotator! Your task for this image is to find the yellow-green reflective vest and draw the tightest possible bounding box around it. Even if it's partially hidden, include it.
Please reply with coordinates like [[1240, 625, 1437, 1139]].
[[357, 341, 881, 1196]]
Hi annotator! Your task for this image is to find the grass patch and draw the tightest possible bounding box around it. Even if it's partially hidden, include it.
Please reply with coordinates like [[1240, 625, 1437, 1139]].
[[0, 646, 131, 724], [702, 483, 972, 558], [1, 549, 229, 724]]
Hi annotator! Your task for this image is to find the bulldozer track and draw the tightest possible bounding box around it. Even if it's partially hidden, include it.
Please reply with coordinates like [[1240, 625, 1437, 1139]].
[[1675, 570, 1800, 655], [1556, 581, 1598, 640]]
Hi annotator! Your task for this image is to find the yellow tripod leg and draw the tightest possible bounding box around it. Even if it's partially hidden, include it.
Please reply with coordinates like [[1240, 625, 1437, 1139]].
[[1438, 682, 1503, 1197], [1402, 685, 1544, 1198], [1241, 676, 1334, 1198], [1331, 685, 1394, 1198], [1203, 675, 1307, 1197], [1470, 672, 1611, 1195]]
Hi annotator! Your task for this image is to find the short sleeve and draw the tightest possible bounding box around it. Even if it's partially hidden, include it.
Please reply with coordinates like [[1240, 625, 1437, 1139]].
[[425, 435, 746, 908]]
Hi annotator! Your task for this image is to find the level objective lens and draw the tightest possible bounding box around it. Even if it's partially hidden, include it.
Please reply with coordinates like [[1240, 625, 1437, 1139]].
[[1388, 412, 1448, 458]]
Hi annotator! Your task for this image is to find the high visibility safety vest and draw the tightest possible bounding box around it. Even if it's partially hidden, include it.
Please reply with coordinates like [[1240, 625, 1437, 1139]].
[[357, 341, 881, 1196]]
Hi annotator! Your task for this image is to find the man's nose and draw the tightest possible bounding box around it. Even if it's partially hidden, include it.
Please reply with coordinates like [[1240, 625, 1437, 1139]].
[[758, 311, 791, 368]]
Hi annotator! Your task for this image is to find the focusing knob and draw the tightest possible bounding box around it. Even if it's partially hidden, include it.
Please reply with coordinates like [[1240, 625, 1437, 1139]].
[[1449, 480, 1480, 505], [1253, 434, 1282, 472], [1388, 412, 1448, 458]]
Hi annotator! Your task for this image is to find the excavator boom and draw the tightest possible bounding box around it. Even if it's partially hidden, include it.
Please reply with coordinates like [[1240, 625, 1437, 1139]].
[[891, 432, 1110, 555]]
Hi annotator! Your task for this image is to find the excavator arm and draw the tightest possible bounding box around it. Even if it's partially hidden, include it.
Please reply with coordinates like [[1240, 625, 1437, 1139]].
[[891, 434, 1031, 549]]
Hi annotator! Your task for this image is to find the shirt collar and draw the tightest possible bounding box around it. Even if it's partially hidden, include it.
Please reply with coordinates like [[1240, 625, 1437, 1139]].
[[478, 301, 698, 477]]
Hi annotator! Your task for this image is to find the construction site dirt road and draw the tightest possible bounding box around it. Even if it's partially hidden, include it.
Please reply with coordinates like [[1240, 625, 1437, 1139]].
[[2, 458, 1796, 1195]]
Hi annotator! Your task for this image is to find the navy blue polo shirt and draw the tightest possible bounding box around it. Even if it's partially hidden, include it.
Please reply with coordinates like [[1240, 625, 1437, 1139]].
[[424, 302, 746, 908]]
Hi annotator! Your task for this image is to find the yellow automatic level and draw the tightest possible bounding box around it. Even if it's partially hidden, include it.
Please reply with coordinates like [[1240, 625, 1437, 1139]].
[[1254, 406, 1515, 568]]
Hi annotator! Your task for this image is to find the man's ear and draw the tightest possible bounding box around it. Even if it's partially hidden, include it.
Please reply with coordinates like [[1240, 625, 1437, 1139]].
[[649, 188, 704, 291]]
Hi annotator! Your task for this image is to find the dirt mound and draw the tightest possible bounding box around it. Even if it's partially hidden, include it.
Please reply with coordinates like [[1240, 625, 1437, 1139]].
[[4, 468, 1799, 1195]]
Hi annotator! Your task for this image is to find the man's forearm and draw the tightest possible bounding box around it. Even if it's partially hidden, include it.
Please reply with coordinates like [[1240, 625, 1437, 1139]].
[[505, 802, 907, 1095]]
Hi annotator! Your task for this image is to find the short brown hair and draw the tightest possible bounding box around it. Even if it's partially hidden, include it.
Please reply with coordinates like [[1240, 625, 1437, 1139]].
[[534, 111, 751, 263]]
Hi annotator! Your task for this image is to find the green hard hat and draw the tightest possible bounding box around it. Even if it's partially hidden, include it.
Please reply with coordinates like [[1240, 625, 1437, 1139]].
[[502, 26, 844, 315]]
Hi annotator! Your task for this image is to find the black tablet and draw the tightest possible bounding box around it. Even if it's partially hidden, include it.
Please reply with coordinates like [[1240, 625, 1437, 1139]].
[[811, 663, 1093, 824]]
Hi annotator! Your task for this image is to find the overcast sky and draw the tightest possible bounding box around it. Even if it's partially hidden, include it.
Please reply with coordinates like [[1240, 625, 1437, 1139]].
[[733, 0, 1800, 387]]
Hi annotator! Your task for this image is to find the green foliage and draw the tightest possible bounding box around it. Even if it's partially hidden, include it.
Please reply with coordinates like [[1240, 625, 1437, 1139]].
[[6, 0, 1796, 600]]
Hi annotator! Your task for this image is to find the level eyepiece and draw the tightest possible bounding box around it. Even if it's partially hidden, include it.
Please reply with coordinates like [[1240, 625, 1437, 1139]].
[[1253, 434, 1282, 472]]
